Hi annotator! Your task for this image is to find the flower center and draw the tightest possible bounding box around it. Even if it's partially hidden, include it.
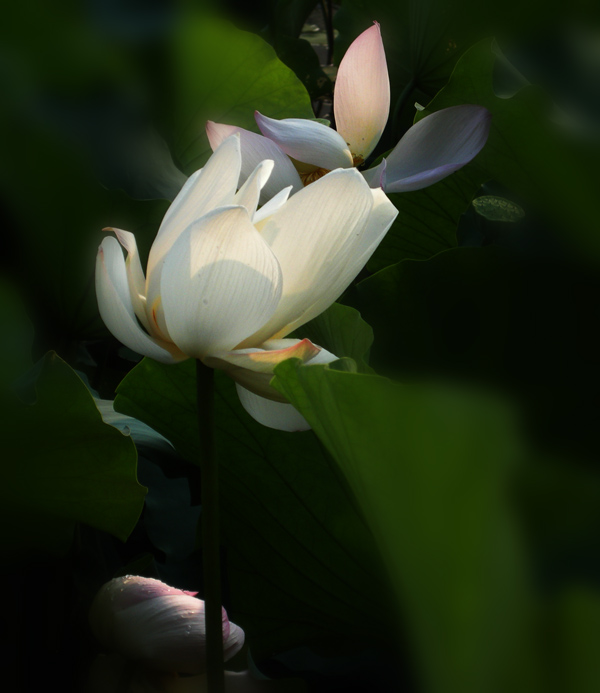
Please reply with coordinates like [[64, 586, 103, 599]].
[[299, 155, 364, 187], [300, 167, 330, 186]]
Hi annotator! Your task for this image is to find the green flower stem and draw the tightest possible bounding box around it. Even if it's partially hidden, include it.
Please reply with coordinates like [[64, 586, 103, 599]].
[[196, 360, 224, 693]]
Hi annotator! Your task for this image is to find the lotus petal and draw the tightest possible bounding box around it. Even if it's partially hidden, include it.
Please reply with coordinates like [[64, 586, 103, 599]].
[[334, 23, 390, 160], [255, 112, 354, 170], [206, 121, 302, 200], [161, 206, 283, 358], [384, 105, 492, 192]]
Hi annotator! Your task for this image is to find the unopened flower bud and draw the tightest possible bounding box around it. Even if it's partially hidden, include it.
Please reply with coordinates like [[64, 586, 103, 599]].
[[89, 576, 244, 674]]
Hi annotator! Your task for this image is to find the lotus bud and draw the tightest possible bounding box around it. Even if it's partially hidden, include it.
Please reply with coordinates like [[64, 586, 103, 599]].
[[89, 576, 244, 674]]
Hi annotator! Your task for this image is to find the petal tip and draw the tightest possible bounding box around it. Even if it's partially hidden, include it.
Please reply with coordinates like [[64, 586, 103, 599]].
[[359, 21, 384, 43], [205, 120, 216, 137], [254, 110, 266, 129]]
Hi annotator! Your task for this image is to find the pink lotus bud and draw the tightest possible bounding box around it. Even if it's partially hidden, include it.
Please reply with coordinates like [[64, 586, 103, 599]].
[[89, 576, 245, 674]]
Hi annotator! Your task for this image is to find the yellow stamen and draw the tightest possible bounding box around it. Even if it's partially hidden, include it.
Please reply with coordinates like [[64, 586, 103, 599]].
[[300, 167, 330, 186], [299, 154, 363, 187]]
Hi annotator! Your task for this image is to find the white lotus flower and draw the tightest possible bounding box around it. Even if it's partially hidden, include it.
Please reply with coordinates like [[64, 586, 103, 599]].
[[96, 134, 398, 431], [88, 576, 244, 674], [206, 23, 491, 196]]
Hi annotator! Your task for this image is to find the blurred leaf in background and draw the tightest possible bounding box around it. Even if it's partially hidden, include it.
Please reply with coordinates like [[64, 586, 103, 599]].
[[273, 360, 537, 693], [1, 333, 146, 554], [169, 13, 314, 174], [0, 2, 317, 351], [0, 277, 145, 553], [367, 166, 485, 272], [351, 246, 600, 461], [216, 0, 333, 101], [418, 40, 600, 260]]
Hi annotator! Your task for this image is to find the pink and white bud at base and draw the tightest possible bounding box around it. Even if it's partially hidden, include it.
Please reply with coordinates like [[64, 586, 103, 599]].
[[89, 576, 245, 674]]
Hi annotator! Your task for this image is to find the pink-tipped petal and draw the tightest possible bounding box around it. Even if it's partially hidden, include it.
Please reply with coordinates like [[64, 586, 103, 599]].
[[234, 343, 338, 431], [334, 23, 390, 160], [384, 105, 492, 193], [218, 340, 337, 402], [89, 576, 245, 674], [206, 120, 239, 151], [224, 621, 245, 663], [255, 111, 354, 170], [107, 228, 154, 335], [206, 120, 302, 200], [205, 338, 321, 374]]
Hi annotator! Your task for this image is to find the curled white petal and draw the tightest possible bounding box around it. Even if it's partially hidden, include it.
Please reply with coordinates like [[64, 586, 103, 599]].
[[108, 228, 151, 333], [95, 237, 183, 364], [243, 168, 395, 344], [146, 134, 242, 312], [233, 159, 274, 218]]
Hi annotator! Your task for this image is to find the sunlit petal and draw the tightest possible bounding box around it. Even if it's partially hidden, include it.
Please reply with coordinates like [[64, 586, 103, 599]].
[[146, 134, 242, 313], [161, 206, 283, 358], [255, 111, 354, 170], [275, 187, 397, 336], [206, 120, 302, 200], [233, 159, 274, 218], [252, 185, 292, 226], [95, 237, 184, 364], [334, 23, 390, 160], [384, 105, 492, 192], [242, 168, 379, 344]]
